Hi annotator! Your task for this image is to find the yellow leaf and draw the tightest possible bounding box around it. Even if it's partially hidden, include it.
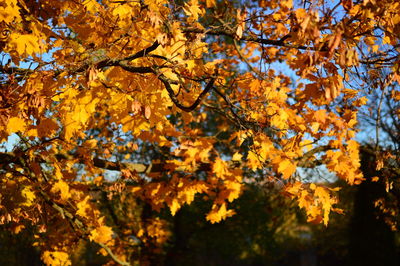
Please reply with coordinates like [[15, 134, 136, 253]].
[[145, 218, 170, 244], [281, 0, 292, 9], [26, 128, 38, 137], [236, 25, 243, 39], [184, 0, 203, 22], [51, 180, 71, 201], [285, 182, 302, 196], [7, 33, 42, 56], [232, 152, 242, 161], [206, 0, 216, 8], [332, 208, 344, 214], [112, 4, 133, 17], [371, 176, 379, 182], [314, 186, 336, 226], [310, 122, 319, 132], [144, 106, 151, 120], [314, 109, 327, 124], [7, 117, 26, 134], [298, 190, 310, 209], [0, 0, 21, 23], [186, 59, 197, 71], [376, 159, 384, 170], [42, 251, 71, 266], [169, 198, 181, 216], [89, 225, 113, 244], [383, 35, 391, 45], [82, 0, 101, 13], [277, 159, 296, 179], [213, 158, 228, 179], [225, 180, 242, 202], [206, 203, 235, 223], [295, 8, 307, 20], [21, 186, 36, 207], [247, 151, 261, 171], [76, 196, 91, 218], [13, 224, 25, 234], [85, 139, 98, 149]]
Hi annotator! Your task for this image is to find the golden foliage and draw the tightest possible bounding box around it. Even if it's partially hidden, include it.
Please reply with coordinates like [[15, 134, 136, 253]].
[[0, 0, 399, 264]]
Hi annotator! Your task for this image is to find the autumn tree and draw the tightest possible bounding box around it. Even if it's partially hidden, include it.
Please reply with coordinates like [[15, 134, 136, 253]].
[[0, 0, 399, 264]]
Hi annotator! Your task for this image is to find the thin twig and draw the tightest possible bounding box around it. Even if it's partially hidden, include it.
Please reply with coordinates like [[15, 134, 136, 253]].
[[97, 242, 131, 266]]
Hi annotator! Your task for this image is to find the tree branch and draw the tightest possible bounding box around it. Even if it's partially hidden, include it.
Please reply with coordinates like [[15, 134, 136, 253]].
[[182, 27, 309, 50], [97, 242, 131, 266], [92, 157, 211, 173], [157, 73, 216, 112], [297, 145, 333, 168], [123, 41, 160, 61]]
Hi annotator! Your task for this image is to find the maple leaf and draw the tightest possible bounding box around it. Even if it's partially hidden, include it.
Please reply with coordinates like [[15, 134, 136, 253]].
[[145, 218, 171, 244], [206, 203, 236, 224], [112, 4, 132, 18], [213, 158, 228, 179], [314, 186, 337, 226], [280, 0, 293, 10], [168, 198, 181, 216], [206, 0, 216, 8], [235, 10, 246, 39], [6, 117, 26, 134], [247, 151, 262, 171], [42, 251, 71, 266], [51, 180, 71, 201], [277, 158, 297, 179], [371, 176, 380, 182], [7, 33, 42, 57], [232, 152, 242, 161], [285, 181, 303, 196], [314, 109, 327, 124], [89, 225, 114, 244], [1, 0, 399, 263], [184, 0, 204, 22], [82, 0, 101, 13], [0, 0, 21, 23], [21, 186, 36, 207], [224, 180, 242, 202], [76, 196, 91, 219], [37, 118, 59, 138]]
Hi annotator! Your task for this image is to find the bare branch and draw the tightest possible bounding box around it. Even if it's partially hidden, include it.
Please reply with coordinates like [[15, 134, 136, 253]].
[[158, 73, 216, 112]]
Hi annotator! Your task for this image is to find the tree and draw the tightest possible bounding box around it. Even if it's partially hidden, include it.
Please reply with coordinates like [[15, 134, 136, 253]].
[[347, 147, 398, 266], [0, 0, 399, 264]]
